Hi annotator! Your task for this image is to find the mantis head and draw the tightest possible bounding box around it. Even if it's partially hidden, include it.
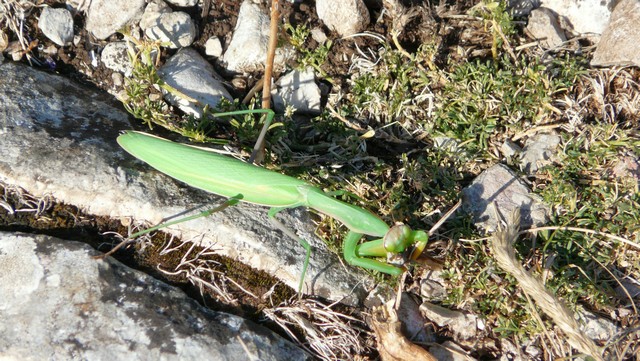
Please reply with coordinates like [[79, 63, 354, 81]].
[[383, 225, 429, 260]]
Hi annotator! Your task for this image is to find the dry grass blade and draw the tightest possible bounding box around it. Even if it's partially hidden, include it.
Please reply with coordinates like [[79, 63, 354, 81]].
[[263, 298, 368, 360], [1, 182, 54, 217], [155, 235, 243, 305], [0, 0, 38, 63], [490, 206, 604, 360]]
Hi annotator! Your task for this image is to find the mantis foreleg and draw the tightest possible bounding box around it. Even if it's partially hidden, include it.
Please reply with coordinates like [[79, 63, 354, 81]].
[[343, 231, 405, 276]]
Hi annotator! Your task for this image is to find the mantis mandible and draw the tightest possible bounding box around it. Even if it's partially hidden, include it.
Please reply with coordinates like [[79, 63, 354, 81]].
[[117, 109, 443, 293]]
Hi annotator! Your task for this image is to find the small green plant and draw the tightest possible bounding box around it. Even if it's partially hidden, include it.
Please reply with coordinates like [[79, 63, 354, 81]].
[[469, 0, 517, 59], [348, 44, 435, 131], [535, 125, 640, 307], [221, 99, 286, 146], [285, 23, 333, 79], [433, 55, 586, 154]]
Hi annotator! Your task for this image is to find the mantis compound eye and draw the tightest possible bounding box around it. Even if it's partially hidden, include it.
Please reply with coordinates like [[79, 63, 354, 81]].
[[383, 225, 413, 253]]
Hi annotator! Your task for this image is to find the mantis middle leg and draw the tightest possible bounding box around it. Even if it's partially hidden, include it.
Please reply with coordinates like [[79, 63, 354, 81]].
[[267, 206, 312, 294]]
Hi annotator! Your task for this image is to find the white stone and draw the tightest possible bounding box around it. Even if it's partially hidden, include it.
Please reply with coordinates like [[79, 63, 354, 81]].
[[100, 41, 133, 76], [204, 36, 223, 57], [165, 0, 198, 6], [86, 0, 146, 40], [520, 132, 561, 174], [158, 47, 231, 117], [501, 139, 521, 159], [310, 27, 328, 44], [540, 0, 613, 35], [111, 72, 124, 87], [145, 11, 196, 48], [591, 0, 640, 67], [420, 302, 477, 340], [140, 0, 172, 30], [579, 310, 619, 342], [39, 7, 74, 46], [316, 0, 370, 37], [221, 0, 294, 73], [462, 164, 549, 232], [272, 67, 321, 114], [526, 7, 567, 48]]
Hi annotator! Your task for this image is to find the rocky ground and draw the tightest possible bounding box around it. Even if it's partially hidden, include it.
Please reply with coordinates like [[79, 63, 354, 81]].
[[1, 0, 639, 360]]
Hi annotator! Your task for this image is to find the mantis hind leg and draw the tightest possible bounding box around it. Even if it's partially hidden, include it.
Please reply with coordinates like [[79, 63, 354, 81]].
[[343, 231, 404, 276], [267, 206, 311, 295], [96, 194, 244, 259]]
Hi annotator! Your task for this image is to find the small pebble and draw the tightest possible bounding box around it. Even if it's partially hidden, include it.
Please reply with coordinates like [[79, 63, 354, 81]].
[[111, 72, 123, 87], [204, 37, 223, 57], [39, 7, 74, 46], [231, 77, 247, 90]]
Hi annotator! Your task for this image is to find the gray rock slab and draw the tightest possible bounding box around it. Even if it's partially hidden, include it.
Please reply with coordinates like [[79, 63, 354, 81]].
[[462, 164, 549, 232], [526, 7, 567, 48], [591, 0, 640, 67], [145, 11, 197, 49], [0, 61, 370, 304], [0, 232, 310, 360], [420, 269, 447, 302], [316, 0, 370, 37], [272, 67, 322, 115], [39, 7, 74, 46], [158, 47, 232, 117], [86, 0, 146, 40], [221, 0, 294, 73], [540, 0, 613, 35]]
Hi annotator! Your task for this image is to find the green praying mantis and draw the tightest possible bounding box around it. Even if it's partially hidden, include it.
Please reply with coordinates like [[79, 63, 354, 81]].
[[115, 108, 458, 293]]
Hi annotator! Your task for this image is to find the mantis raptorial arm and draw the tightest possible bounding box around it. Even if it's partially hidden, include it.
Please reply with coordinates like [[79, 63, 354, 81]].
[[113, 109, 455, 294]]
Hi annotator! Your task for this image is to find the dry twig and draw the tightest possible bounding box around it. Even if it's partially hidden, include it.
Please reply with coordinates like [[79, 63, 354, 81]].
[[491, 207, 603, 360]]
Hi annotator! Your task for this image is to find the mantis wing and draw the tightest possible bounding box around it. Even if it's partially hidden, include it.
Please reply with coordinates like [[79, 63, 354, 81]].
[[117, 131, 308, 207]]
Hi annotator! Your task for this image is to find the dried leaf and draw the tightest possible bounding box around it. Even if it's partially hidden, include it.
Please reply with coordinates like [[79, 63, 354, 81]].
[[369, 301, 437, 361]]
